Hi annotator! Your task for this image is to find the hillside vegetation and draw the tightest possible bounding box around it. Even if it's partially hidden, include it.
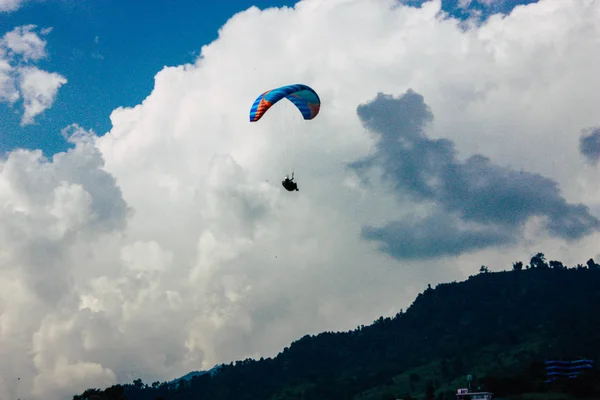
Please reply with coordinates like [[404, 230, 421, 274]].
[[74, 253, 600, 400]]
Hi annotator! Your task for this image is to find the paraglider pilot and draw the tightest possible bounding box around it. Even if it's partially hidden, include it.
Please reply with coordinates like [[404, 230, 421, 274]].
[[282, 173, 299, 192]]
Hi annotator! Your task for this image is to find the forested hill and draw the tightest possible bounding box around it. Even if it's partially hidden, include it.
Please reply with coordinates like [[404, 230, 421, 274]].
[[74, 254, 600, 400]]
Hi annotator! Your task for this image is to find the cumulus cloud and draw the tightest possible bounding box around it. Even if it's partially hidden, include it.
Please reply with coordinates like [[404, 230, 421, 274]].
[[0, 49, 19, 103], [0, 24, 67, 125], [351, 90, 600, 260], [0, 0, 27, 13], [579, 127, 600, 166], [18, 66, 67, 125], [2, 24, 48, 61], [0, 125, 129, 399], [1, 0, 600, 398]]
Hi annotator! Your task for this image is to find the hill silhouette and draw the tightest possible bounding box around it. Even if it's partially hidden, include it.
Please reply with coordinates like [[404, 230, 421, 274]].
[[73, 252, 600, 400]]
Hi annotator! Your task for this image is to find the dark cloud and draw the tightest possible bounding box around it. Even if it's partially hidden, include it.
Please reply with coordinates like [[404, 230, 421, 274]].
[[579, 127, 600, 165], [362, 212, 515, 260], [350, 90, 600, 260]]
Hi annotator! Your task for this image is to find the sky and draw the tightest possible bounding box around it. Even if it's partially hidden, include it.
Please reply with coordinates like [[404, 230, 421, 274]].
[[1, 0, 600, 398]]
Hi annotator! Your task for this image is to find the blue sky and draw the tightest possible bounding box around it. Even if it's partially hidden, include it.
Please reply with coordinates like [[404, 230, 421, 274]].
[[0, 0, 538, 158], [0, 0, 300, 156], [404, 0, 539, 19]]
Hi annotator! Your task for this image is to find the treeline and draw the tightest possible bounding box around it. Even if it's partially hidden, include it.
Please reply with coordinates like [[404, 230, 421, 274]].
[[73, 253, 600, 400]]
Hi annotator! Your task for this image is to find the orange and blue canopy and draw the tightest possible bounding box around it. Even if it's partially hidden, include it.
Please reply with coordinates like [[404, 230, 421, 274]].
[[249, 84, 321, 122]]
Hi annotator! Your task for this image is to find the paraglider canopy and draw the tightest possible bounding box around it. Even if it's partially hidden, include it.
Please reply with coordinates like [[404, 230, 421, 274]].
[[249, 84, 320, 193], [249, 84, 321, 122]]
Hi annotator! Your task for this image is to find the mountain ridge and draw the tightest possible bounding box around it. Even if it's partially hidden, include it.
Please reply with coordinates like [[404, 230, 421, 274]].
[[73, 253, 600, 400]]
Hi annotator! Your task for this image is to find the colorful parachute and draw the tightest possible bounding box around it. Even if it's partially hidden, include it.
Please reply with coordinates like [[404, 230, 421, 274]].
[[249, 84, 321, 122]]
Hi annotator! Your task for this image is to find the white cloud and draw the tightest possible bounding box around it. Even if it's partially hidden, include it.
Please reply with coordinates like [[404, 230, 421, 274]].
[[0, 24, 67, 125], [3, 24, 47, 61], [18, 66, 67, 125], [0, 0, 26, 13], [0, 51, 19, 103], [1, 0, 600, 398], [92, 35, 104, 60]]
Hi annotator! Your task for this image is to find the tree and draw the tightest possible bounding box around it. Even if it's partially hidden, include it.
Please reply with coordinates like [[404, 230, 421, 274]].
[[425, 381, 435, 400], [530, 253, 548, 269], [586, 258, 600, 270], [549, 260, 565, 270], [409, 372, 421, 391], [512, 261, 523, 271], [480, 265, 489, 273], [441, 358, 449, 377]]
